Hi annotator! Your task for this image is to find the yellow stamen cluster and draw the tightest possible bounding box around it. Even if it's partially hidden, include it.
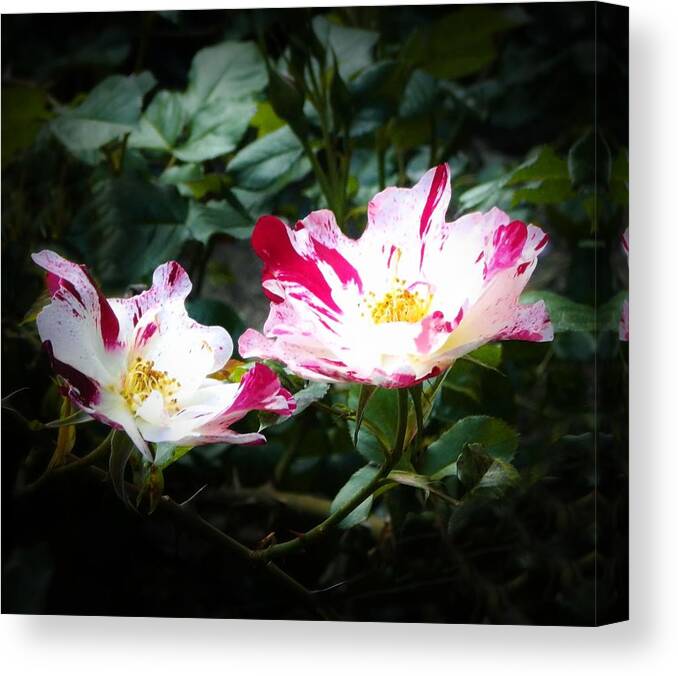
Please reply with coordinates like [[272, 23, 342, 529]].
[[121, 356, 180, 415], [364, 280, 431, 325]]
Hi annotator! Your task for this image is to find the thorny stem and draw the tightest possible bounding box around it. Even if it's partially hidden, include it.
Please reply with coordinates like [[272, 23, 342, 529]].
[[98, 465, 335, 620], [253, 388, 410, 562], [22, 430, 114, 495]]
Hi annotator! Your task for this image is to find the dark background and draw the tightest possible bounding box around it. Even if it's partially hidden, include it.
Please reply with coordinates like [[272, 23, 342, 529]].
[[2, 3, 628, 624]]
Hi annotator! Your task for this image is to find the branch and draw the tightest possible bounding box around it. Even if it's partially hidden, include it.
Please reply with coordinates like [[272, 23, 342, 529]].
[[88, 466, 335, 621], [253, 388, 410, 561]]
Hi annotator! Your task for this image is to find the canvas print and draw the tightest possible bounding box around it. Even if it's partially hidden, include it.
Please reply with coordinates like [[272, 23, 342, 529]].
[[1, 2, 629, 625]]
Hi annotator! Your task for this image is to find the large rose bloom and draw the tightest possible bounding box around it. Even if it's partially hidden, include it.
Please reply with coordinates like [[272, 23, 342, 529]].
[[240, 164, 553, 387], [33, 250, 295, 459]]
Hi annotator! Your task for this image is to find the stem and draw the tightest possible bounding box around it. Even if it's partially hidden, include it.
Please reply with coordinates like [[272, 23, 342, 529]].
[[81, 465, 332, 620], [254, 388, 410, 562], [23, 431, 114, 495], [156, 494, 333, 620]]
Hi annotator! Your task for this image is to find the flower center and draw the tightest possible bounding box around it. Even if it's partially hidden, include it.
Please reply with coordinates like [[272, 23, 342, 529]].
[[366, 282, 431, 325], [121, 357, 180, 414]]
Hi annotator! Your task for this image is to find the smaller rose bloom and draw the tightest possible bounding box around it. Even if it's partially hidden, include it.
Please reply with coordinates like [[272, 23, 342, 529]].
[[240, 164, 553, 388], [32, 250, 295, 460], [620, 229, 629, 341]]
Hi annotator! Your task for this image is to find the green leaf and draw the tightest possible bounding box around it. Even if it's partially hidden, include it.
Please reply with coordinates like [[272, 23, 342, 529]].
[[182, 40, 267, 116], [457, 443, 493, 488], [70, 174, 188, 287], [470, 459, 521, 498], [173, 99, 256, 162], [330, 464, 380, 529], [250, 101, 285, 138], [505, 146, 569, 185], [312, 16, 378, 80], [1, 85, 51, 167], [461, 343, 503, 372], [266, 66, 306, 130], [511, 179, 575, 206], [44, 410, 93, 429], [227, 125, 311, 192], [109, 431, 134, 505], [399, 69, 437, 118], [520, 290, 595, 333], [185, 199, 253, 243], [258, 381, 329, 431], [347, 387, 398, 463], [159, 163, 204, 197], [293, 382, 330, 416], [154, 443, 193, 471], [129, 90, 185, 152], [387, 469, 432, 494], [421, 415, 519, 479], [51, 72, 156, 153], [405, 6, 521, 80]]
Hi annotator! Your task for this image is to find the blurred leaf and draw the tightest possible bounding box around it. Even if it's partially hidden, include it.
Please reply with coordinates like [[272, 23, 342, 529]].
[[399, 69, 437, 118], [458, 178, 512, 212], [266, 66, 307, 133], [349, 60, 398, 101], [1, 85, 51, 167], [185, 199, 253, 243], [330, 464, 380, 529], [521, 290, 595, 332], [312, 16, 378, 80], [129, 90, 185, 153], [568, 130, 612, 189], [181, 40, 267, 116], [421, 415, 519, 479], [51, 72, 156, 154], [598, 291, 628, 332], [405, 6, 521, 79], [512, 179, 575, 206], [506, 146, 569, 184], [250, 101, 285, 138], [329, 56, 353, 130], [173, 99, 256, 162], [70, 174, 188, 286], [228, 125, 311, 192], [20, 289, 52, 326], [159, 163, 204, 197]]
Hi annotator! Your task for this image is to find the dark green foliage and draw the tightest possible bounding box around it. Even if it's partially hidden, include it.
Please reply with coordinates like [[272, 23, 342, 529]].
[[1, 4, 628, 625]]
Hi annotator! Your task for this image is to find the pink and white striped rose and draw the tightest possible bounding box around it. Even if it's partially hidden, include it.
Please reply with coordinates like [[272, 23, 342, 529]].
[[239, 164, 553, 387], [33, 250, 295, 460]]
